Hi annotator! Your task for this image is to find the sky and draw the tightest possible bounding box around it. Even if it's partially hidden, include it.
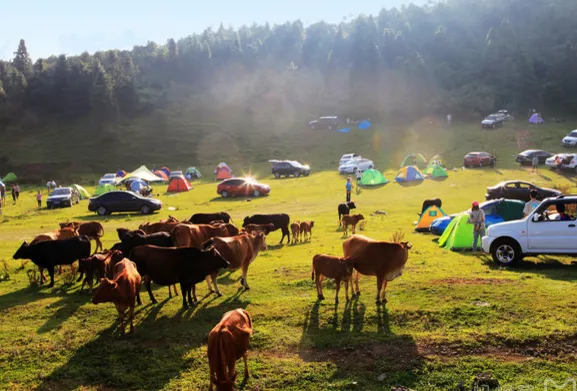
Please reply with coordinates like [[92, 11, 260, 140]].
[[0, 0, 425, 61]]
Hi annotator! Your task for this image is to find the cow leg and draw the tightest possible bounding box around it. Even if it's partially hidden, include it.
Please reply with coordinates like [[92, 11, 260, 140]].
[[145, 278, 157, 304], [116, 306, 126, 335], [353, 270, 361, 296], [58, 265, 63, 275], [375, 276, 384, 304], [168, 286, 173, 298], [190, 284, 197, 305], [48, 267, 55, 288], [243, 353, 249, 379], [95, 237, 103, 253], [315, 273, 324, 300], [381, 280, 389, 304], [344, 278, 350, 302], [335, 278, 341, 304], [39, 267, 46, 284], [128, 304, 135, 333], [180, 282, 189, 309], [210, 272, 221, 296], [241, 263, 250, 290], [173, 284, 179, 296]]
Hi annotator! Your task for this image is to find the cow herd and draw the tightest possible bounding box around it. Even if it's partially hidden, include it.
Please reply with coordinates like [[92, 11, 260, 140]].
[[11, 205, 412, 390]]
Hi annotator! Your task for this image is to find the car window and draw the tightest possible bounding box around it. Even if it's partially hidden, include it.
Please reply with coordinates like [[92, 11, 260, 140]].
[[225, 179, 244, 186], [51, 188, 71, 196], [100, 193, 118, 201], [505, 183, 517, 189], [518, 183, 531, 190], [118, 192, 135, 201], [533, 202, 576, 222], [482, 205, 497, 215], [569, 131, 577, 137]]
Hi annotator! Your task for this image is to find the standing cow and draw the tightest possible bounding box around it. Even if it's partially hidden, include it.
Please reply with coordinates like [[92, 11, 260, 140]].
[[60, 221, 104, 253], [242, 214, 290, 244], [190, 212, 232, 224]]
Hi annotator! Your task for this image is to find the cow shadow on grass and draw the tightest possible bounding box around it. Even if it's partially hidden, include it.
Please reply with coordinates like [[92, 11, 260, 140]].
[[37, 292, 90, 334]]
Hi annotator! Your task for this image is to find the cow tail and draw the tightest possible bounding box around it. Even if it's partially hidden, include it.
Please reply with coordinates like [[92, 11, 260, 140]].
[[311, 269, 315, 281]]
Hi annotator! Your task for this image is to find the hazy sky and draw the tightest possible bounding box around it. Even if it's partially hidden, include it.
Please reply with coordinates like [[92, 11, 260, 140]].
[[1, 0, 424, 60]]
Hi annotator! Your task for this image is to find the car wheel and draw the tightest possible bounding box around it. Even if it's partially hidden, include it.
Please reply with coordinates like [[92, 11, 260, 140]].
[[304, 172, 310, 177], [253, 190, 261, 197], [295, 171, 300, 178], [140, 205, 151, 215], [97, 206, 108, 216], [221, 191, 228, 198], [274, 172, 280, 179], [490, 239, 521, 266]]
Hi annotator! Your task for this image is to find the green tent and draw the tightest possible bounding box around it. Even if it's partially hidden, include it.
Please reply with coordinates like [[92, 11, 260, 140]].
[[94, 183, 116, 196], [71, 184, 91, 200], [185, 166, 202, 179], [360, 169, 388, 186], [424, 165, 449, 178], [401, 154, 427, 169], [1, 172, 17, 183], [438, 214, 474, 250], [427, 155, 442, 169]]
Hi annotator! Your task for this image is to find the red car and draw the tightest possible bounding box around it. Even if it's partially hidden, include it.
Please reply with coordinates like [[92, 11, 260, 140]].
[[463, 151, 496, 168], [217, 178, 271, 198]]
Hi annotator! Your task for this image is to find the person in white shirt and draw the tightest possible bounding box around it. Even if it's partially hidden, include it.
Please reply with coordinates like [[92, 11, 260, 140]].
[[523, 190, 541, 217]]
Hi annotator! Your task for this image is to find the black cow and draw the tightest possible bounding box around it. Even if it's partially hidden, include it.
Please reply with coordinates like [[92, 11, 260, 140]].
[[130, 245, 230, 308], [189, 212, 232, 224], [338, 202, 357, 223], [421, 198, 442, 215], [242, 213, 290, 244], [116, 228, 146, 241], [13, 236, 91, 287], [111, 232, 173, 258]]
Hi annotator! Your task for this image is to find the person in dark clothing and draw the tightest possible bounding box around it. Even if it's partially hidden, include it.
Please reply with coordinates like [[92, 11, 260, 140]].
[[11, 185, 16, 204]]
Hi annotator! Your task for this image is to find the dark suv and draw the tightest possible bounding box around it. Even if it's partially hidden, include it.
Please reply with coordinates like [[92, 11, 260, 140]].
[[270, 160, 311, 178], [308, 116, 339, 130], [46, 187, 80, 209]]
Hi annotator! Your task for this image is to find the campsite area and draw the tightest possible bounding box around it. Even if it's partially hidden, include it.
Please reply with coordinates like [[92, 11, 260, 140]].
[[2, 119, 577, 390]]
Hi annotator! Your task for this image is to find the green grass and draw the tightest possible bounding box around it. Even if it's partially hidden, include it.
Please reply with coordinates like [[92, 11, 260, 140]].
[[2, 120, 577, 390]]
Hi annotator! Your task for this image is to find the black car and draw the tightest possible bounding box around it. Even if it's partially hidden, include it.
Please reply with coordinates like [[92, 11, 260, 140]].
[[46, 187, 80, 209], [515, 149, 552, 165], [269, 160, 311, 178], [485, 181, 561, 202], [88, 191, 162, 216], [308, 116, 339, 130]]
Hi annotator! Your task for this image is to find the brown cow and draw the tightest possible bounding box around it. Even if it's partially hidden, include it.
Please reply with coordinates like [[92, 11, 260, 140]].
[[290, 221, 300, 244], [243, 223, 275, 235], [32, 227, 79, 281], [172, 223, 230, 248], [139, 221, 181, 234], [208, 308, 253, 391], [203, 233, 267, 294], [92, 259, 142, 334], [343, 235, 411, 304], [60, 221, 104, 252], [341, 214, 365, 236], [311, 254, 355, 303], [300, 221, 314, 242], [78, 250, 124, 293]]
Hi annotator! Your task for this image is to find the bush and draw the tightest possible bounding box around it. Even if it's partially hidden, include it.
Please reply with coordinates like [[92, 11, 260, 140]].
[[61, 264, 78, 286], [390, 230, 405, 243], [27, 268, 40, 287], [0, 260, 10, 281]]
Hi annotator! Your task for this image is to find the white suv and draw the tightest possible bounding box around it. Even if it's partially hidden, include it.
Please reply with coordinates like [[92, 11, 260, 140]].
[[339, 153, 361, 166], [562, 130, 577, 147], [482, 195, 577, 266]]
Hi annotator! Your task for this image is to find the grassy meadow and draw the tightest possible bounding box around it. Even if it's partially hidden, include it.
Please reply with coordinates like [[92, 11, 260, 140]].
[[2, 119, 577, 390]]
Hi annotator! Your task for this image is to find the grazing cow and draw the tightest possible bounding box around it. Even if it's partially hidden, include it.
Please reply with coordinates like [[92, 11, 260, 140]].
[[92, 259, 142, 334], [208, 309, 253, 391], [243, 223, 275, 235], [13, 236, 91, 287], [32, 227, 79, 279], [290, 221, 300, 244], [171, 223, 231, 248], [343, 235, 411, 304], [138, 221, 181, 234], [116, 228, 146, 241], [203, 233, 267, 294], [130, 245, 229, 308], [421, 198, 442, 215], [78, 250, 124, 293], [60, 221, 104, 253], [341, 214, 365, 236], [311, 254, 355, 303], [242, 214, 290, 244], [300, 221, 314, 242], [189, 212, 232, 225], [338, 202, 357, 224]]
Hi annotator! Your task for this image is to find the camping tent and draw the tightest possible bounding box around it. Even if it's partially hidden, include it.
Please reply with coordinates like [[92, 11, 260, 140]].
[[529, 113, 544, 124], [401, 154, 427, 169], [121, 165, 163, 183], [427, 155, 442, 169], [360, 169, 388, 186], [438, 213, 506, 250], [160, 167, 171, 178], [394, 166, 424, 182], [215, 163, 232, 180], [416, 205, 447, 232], [71, 184, 90, 200], [424, 165, 449, 179], [167, 176, 192, 193], [185, 167, 201, 179], [130, 179, 149, 193], [154, 170, 169, 182], [357, 120, 372, 130], [338, 127, 351, 133], [116, 170, 127, 178], [1, 172, 17, 183], [94, 183, 116, 196]]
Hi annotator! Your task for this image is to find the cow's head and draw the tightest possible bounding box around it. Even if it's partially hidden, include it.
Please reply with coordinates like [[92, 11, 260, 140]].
[[357, 214, 365, 221], [116, 227, 130, 241], [310, 221, 315, 228], [401, 241, 412, 250], [223, 223, 239, 236], [340, 257, 356, 276], [92, 278, 117, 304], [58, 227, 78, 239], [242, 216, 249, 228], [12, 242, 30, 259], [347, 202, 357, 209]]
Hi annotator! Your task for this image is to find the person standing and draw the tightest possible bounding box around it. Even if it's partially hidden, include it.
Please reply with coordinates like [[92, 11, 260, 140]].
[[36, 191, 42, 208], [14, 184, 20, 201], [0, 183, 5, 203], [355, 169, 362, 184], [468, 201, 486, 254], [531, 154, 539, 173], [345, 177, 353, 203], [11, 184, 16, 204], [523, 190, 541, 217]]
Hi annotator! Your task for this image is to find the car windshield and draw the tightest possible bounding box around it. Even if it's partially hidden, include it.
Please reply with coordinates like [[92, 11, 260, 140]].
[[569, 131, 577, 137], [486, 115, 498, 120], [102, 174, 115, 179], [51, 188, 70, 196]]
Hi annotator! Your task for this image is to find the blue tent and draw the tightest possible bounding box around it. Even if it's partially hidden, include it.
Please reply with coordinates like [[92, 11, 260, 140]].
[[338, 127, 351, 133], [357, 120, 372, 130], [130, 179, 148, 193], [394, 166, 424, 182], [160, 167, 171, 178]]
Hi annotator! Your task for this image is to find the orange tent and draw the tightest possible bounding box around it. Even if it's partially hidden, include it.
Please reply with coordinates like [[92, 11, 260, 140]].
[[154, 170, 169, 182], [167, 177, 192, 193], [215, 163, 232, 180]]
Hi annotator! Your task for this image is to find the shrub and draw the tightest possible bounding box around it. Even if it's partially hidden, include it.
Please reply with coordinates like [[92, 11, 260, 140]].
[[0, 260, 10, 281], [390, 230, 405, 243], [61, 264, 78, 286], [27, 268, 40, 287]]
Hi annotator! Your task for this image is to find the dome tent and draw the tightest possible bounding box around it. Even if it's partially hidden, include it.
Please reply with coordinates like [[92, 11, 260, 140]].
[[529, 113, 544, 124], [154, 170, 169, 182], [401, 154, 427, 169], [185, 167, 201, 179], [1, 172, 17, 183], [394, 166, 424, 182], [424, 165, 449, 179], [360, 169, 388, 186], [94, 183, 116, 196], [71, 184, 90, 200], [167, 176, 192, 192], [160, 167, 171, 178], [130, 179, 149, 193], [416, 205, 447, 232], [215, 162, 232, 181]]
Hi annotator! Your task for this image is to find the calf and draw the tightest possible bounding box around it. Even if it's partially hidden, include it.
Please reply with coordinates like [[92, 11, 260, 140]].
[[13, 236, 91, 287], [92, 259, 142, 334], [78, 250, 124, 293], [242, 213, 290, 244], [311, 254, 355, 303], [208, 309, 253, 391], [60, 221, 104, 252], [190, 212, 232, 224], [338, 202, 357, 224], [130, 245, 229, 308], [290, 221, 300, 244], [343, 234, 411, 304], [243, 223, 275, 235], [341, 214, 365, 236], [300, 221, 314, 242]]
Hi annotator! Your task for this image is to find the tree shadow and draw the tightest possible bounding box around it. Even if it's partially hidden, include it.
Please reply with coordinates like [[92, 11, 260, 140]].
[[538, 174, 553, 182]]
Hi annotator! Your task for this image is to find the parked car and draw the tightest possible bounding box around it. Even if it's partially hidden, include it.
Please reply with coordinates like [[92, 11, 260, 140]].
[[515, 149, 552, 165], [46, 187, 80, 209], [217, 178, 270, 198], [308, 116, 339, 130], [463, 152, 496, 168], [481, 114, 505, 129], [98, 173, 118, 186], [562, 129, 577, 147], [338, 158, 374, 174], [88, 191, 162, 215], [339, 153, 361, 166], [497, 110, 514, 121], [482, 195, 577, 266], [269, 160, 310, 178], [546, 153, 577, 172], [485, 180, 561, 202], [169, 170, 184, 178]]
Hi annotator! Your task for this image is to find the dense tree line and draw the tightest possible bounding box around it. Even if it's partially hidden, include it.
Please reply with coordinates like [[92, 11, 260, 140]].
[[1, 0, 576, 130]]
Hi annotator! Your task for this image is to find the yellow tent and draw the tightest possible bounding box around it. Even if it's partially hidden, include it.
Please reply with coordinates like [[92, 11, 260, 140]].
[[415, 205, 447, 232]]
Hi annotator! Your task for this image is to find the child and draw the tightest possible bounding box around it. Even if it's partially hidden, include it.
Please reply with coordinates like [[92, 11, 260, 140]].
[[345, 177, 353, 202], [36, 191, 42, 208]]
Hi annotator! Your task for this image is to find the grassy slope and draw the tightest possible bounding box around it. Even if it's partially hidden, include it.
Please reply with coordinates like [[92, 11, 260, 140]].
[[1, 120, 577, 390]]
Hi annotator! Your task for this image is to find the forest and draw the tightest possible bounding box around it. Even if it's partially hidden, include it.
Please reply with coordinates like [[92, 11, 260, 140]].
[[0, 0, 576, 132]]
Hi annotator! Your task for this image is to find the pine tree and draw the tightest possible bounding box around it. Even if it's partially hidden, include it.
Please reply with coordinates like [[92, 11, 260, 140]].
[[12, 39, 32, 77], [90, 59, 114, 119]]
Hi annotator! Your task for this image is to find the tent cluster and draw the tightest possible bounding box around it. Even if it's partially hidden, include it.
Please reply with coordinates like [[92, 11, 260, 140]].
[[394, 154, 449, 183]]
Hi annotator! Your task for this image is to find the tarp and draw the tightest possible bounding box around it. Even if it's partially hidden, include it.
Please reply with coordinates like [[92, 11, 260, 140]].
[[1, 172, 17, 183], [71, 184, 90, 200], [360, 169, 388, 186], [167, 176, 192, 192], [529, 113, 544, 124], [395, 166, 424, 182], [416, 205, 447, 232], [424, 165, 449, 178], [154, 170, 169, 182], [94, 183, 116, 196], [160, 167, 171, 178], [401, 154, 427, 169], [121, 165, 163, 183], [215, 163, 232, 180], [185, 167, 201, 179], [357, 120, 372, 130]]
